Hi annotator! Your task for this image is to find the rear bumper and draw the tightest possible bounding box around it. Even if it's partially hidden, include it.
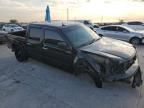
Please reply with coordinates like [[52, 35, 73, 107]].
[[106, 59, 142, 81]]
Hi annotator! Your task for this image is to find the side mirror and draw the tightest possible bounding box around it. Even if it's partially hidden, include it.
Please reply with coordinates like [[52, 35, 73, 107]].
[[57, 42, 71, 50]]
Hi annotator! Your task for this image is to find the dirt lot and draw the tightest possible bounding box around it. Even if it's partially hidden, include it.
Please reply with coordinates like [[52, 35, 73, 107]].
[[0, 44, 144, 108]]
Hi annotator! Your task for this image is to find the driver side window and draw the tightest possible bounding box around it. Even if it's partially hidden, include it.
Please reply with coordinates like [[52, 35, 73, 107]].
[[44, 29, 65, 45], [101, 26, 117, 31]]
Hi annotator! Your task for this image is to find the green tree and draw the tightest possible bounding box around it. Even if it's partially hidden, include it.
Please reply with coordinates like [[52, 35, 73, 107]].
[[9, 19, 18, 23]]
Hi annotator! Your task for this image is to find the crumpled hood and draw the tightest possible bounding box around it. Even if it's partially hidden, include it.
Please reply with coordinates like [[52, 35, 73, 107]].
[[80, 37, 136, 60]]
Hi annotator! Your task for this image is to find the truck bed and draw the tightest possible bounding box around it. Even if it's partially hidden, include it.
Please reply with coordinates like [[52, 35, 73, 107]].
[[5, 30, 27, 49], [8, 30, 26, 37]]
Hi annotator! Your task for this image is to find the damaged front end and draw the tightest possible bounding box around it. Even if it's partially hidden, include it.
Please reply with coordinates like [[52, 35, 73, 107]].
[[76, 51, 143, 88]]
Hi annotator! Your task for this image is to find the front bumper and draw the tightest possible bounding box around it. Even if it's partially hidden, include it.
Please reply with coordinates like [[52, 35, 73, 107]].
[[106, 59, 142, 81]]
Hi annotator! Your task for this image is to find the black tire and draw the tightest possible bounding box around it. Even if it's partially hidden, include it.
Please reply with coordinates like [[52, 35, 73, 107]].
[[130, 37, 141, 45], [87, 65, 103, 88], [15, 47, 28, 62], [74, 60, 103, 88], [89, 73, 103, 88], [132, 67, 143, 88]]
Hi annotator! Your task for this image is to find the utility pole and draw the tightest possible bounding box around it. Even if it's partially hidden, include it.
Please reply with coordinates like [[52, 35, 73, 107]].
[[101, 16, 103, 23], [67, 8, 69, 21]]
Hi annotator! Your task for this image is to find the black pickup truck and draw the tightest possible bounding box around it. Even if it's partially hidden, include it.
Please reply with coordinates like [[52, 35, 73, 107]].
[[6, 22, 142, 88], [0, 31, 7, 44]]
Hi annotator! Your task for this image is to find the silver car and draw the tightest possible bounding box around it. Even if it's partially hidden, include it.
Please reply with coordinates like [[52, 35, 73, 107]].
[[96, 25, 144, 45]]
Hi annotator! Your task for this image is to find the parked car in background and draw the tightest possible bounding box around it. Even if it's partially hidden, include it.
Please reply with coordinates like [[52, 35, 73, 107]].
[[21, 23, 28, 30], [122, 21, 144, 31], [0, 31, 7, 44], [96, 25, 144, 45], [70, 20, 94, 30], [0, 23, 4, 30], [93, 24, 99, 29], [2, 24, 24, 32], [93, 24, 99, 33], [6, 22, 142, 88]]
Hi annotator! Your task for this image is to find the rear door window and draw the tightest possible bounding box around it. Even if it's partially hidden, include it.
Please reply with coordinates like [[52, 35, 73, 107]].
[[29, 27, 43, 41], [117, 27, 129, 32], [101, 26, 117, 31]]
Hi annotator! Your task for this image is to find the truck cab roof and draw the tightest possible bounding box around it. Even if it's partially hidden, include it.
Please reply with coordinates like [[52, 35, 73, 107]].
[[29, 21, 81, 29]]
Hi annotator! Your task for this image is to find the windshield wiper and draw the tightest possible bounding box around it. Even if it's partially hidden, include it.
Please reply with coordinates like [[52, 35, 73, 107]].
[[88, 39, 95, 45], [79, 39, 95, 48], [79, 37, 101, 48]]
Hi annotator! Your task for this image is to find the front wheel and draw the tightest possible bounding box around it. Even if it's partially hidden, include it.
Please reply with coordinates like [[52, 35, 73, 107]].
[[15, 47, 28, 62], [87, 65, 103, 88]]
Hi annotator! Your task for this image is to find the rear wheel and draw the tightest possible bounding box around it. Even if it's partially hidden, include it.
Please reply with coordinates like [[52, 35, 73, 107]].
[[15, 47, 28, 62], [130, 38, 141, 45]]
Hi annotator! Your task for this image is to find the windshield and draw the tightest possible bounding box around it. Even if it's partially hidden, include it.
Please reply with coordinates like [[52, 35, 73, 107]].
[[63, 24, 100, 48]]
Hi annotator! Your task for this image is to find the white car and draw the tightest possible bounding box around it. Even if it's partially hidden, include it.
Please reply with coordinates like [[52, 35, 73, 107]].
[[122, 21, 144, 31], [2, 24, 24, 32], [96, 25, 144, 45]]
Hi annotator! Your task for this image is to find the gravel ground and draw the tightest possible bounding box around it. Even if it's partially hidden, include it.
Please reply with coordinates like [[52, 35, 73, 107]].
[[0, 44, 144, 108]]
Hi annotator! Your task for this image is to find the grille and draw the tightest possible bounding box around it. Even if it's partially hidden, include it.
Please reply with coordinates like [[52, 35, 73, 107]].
[[112, 55, 136, 74], [124, 55, 136, 71]]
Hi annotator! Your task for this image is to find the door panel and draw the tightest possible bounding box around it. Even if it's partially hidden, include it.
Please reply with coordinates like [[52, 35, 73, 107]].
[[26, 40, 43, 59], [42, 42, 73, 67], [115, 27, 131, 41], [26, 27, 44, 60], [103, 31, 118, 39], [101, 26, 118, 39], [41, 29, 74, 68]]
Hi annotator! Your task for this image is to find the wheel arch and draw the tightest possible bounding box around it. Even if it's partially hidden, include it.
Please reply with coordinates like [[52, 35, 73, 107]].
[[73, 55, 101, 75], [129, 37, 141, 43]]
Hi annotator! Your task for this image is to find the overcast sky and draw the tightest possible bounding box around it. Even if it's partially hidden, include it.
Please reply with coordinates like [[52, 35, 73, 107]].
[[0, 0, 144, 22]]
